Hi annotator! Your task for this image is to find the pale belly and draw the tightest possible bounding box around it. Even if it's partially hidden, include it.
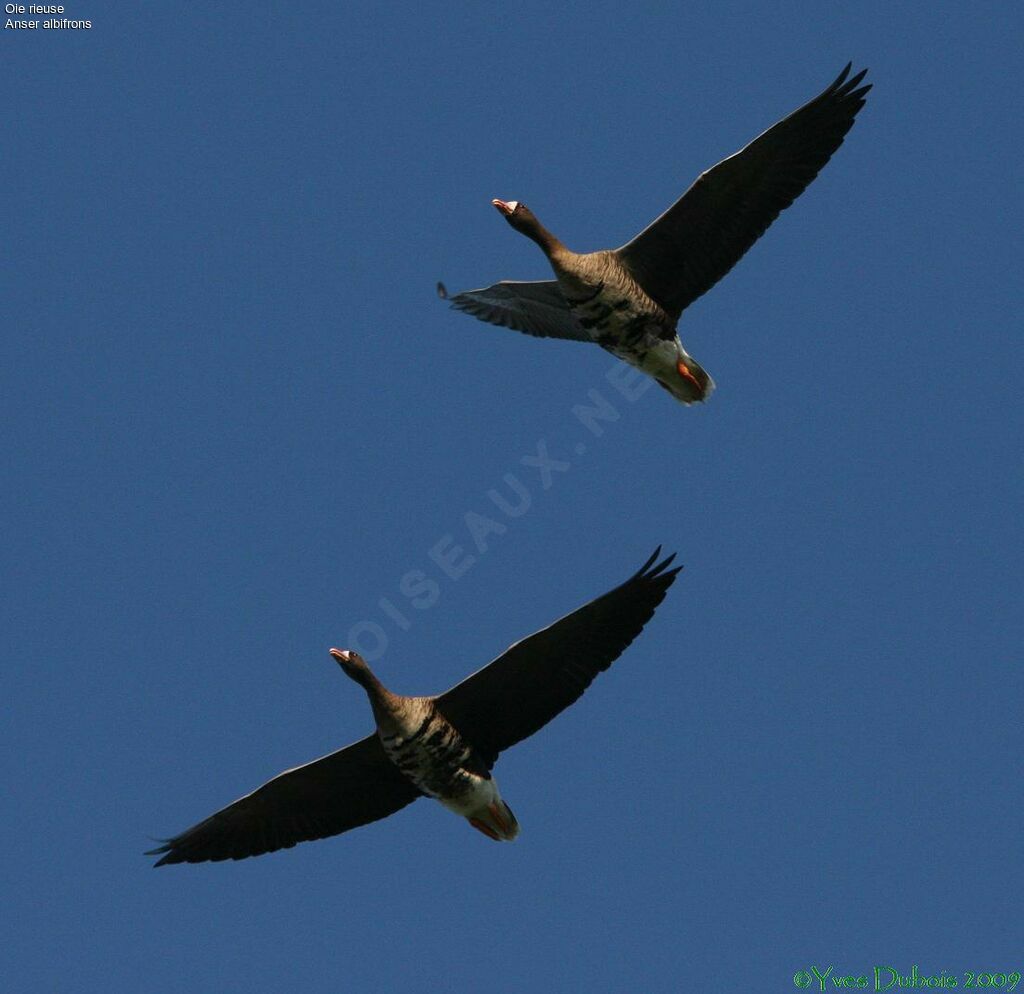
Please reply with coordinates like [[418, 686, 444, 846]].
[[436, 772, 501, 817], [564, 275, 712, 405], [634, 338, 687, 380], [380, 709, 519, 840]]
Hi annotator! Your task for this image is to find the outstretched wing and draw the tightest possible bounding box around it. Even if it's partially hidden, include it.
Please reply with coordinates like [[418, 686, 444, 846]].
[[440, 279, 593, 342], [616, 64, 871, 320], [148, 734, 421, 865], [435, 549, 681, 767]]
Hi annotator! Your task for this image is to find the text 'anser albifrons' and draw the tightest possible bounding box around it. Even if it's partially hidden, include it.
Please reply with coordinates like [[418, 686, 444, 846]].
[[440, 64, 871, 404], [148, 549, 680, 864]]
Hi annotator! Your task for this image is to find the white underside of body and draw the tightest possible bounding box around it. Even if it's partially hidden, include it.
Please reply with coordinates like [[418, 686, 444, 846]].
[[567, 277, 712, 403], [637, 337, 687, 379], [636, 336, 716, 404], [437, 771, 501, 817], [439, 773, 520, 841]]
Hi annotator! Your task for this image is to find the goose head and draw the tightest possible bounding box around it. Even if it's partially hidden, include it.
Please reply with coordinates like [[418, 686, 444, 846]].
[[491, 199, 565, 256], [329, 648, 380, 691], [491, 199, 553, 246]]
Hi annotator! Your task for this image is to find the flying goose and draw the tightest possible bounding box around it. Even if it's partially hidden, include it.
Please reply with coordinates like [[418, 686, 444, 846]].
[[440, 64, 871, 404], [148, 549, 680, 864]]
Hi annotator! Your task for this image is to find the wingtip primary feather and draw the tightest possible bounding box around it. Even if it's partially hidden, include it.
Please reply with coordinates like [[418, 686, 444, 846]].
[[833, 65, 870, 102], [634, 547, 682, 582], [847, 67, 869, 88], [636, 545, 662, 574], [147, 846, 176, 867]]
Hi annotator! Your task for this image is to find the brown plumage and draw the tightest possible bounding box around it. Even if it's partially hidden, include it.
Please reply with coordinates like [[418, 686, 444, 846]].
[[442, 64, 871, 404], [148, 549, 680, 865]]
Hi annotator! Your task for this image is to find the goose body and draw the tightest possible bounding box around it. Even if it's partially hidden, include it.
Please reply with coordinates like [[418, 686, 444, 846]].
[[441, 64, 871, 404], [546, 249, 712, 402], [148, 548, 679, 864], [349, 671, 519, 841]]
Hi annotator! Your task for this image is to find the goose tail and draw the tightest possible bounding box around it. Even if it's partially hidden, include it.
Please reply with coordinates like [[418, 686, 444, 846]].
[[468, 799, 520, 842]]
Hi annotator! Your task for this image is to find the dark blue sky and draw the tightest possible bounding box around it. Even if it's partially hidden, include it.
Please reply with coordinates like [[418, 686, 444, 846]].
[[5, 3, 1022, 991]]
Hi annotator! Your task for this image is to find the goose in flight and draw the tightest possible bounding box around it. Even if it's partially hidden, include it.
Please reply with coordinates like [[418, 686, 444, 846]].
[[148, 549, 680, 864], [440, 64, 870, 404]]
